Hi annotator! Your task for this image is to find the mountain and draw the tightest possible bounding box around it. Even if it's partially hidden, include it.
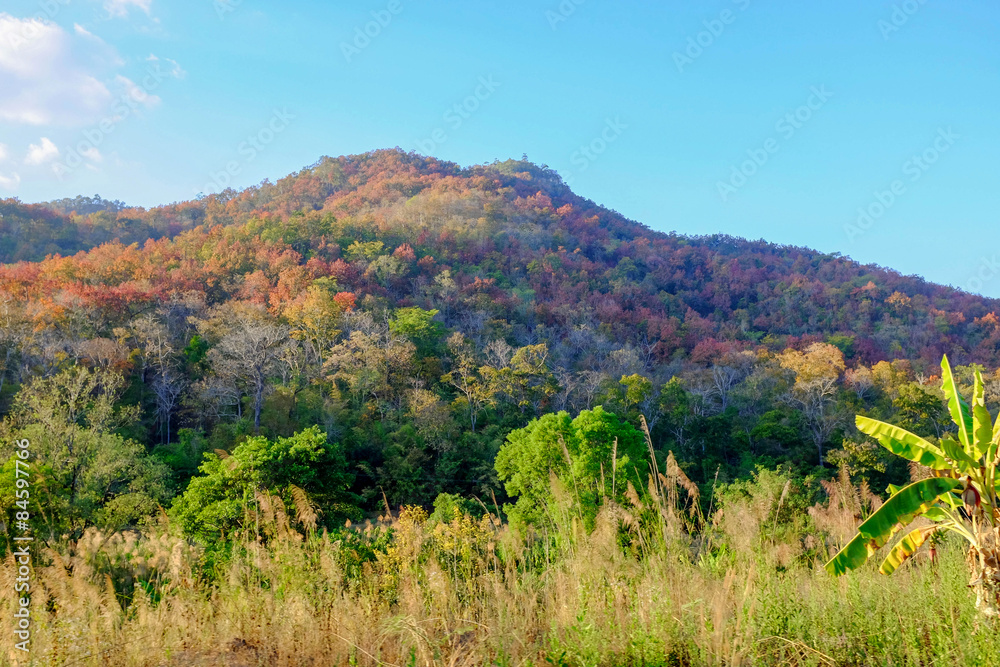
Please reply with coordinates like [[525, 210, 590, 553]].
[[3, 148, 997, 368]]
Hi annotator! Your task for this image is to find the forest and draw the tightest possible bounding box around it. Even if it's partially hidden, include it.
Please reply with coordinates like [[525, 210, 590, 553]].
[[2, 149, 1000, 665]]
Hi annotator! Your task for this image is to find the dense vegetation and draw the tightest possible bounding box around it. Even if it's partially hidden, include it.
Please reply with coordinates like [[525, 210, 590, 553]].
[[1, 149, 1000, 664], [3, 451, 1000, 665]]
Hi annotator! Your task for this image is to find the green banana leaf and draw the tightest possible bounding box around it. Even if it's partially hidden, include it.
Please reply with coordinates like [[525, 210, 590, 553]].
[[992, 409, 1000, 454], [940, 437, 976, 472], [937, 490, 962, 510], [972, 369, 992, 459], [987, 436, 1000, 470], [825, 477, 962, 576], [880, 526, 940, 575], [886, 494, 963, 522], [941, 355, 973, 452], [921, 506, 951, 522], [856, 415, 950, 470]]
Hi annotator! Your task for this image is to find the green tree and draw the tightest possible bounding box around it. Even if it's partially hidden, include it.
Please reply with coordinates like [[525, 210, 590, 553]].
[[443, 332, 498, 431], [495, 406, 647, 529], [893, 383, 948, 438], [171, 425, 355, 542], [344, 240, 385, 263], [619, 373, 653, 417], [0, 366, 170, 539], [389, 307, 443, 354]]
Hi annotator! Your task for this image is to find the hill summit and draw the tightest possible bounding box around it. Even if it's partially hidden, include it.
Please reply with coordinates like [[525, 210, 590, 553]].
[[2, 148, 995, 367]]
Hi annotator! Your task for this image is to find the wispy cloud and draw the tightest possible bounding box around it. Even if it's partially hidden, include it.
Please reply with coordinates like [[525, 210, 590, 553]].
[[80, 146, 103, 163], [0, 13, 113, 126], [74, 23, 126, 66], [103, 0, 153, 18], [25, 137, 60, 166], [115, 74, 161, 109], [147, 53, 185, 79], [0, 172, 20, 191]]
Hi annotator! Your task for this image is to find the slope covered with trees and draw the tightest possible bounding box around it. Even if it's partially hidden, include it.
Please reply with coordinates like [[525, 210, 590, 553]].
[[0, 148, 998, 529]]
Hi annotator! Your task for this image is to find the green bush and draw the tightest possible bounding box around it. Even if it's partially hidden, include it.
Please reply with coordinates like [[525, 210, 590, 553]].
[[171, 425, 357, 542]]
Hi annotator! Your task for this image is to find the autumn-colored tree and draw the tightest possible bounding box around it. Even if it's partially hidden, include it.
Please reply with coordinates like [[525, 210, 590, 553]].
[[779, 343, 846, 464]]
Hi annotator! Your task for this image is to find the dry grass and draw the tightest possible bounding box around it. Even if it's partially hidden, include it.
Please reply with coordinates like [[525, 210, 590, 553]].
[[1, 475, 997, 667]]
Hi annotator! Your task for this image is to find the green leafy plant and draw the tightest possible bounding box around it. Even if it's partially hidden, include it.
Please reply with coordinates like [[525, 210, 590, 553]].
[[826, 355, 1000, 616], [494, 406, 647, 530], [171, 425, 356, 542]]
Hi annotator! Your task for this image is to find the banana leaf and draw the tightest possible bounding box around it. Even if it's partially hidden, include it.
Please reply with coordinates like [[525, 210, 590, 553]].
[[880, 526, 940, 575], [972, 369, 992, 459], [825, 477, 962, 576], [856, 416, 949, 470], [941, 355, 973, 452], [992, 409, 1000, 454], [921, 507, 950, 522], [940, 437, 976, 472]]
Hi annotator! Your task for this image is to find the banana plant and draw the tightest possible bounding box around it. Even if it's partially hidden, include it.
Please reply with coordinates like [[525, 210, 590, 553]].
[[825, 355, 1000, 616]]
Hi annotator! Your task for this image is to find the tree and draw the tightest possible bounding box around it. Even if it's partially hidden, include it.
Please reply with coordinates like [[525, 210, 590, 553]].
[[779, 343, 846, 465], [827, 355, 1000, 617], [0, 294, 31, 396], [620, 373, 653, 416], [442, 332, 497, 431], [495, 406, 647, 529], [660, 377, 695, 455], [207, 317, 291, 431], [893, 383, 948, 438], [485, 343, 556, 417], [325, 312, 415, 419], [130, 315, 186, 444], [0, 366, 169, 538], [284, 278, 356, 374], [170, 425, 355, 542], [389, 306, 444, 356], [845, 366, 875, 402]]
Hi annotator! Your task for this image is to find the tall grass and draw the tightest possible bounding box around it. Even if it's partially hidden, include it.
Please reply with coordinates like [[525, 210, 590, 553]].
[[1, 473, 997, 667]]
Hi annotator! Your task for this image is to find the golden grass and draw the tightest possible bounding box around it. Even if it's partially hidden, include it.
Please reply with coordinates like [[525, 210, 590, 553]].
[[1, 480, 997, 666]]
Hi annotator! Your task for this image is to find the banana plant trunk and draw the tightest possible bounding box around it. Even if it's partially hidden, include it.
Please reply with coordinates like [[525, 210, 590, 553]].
[[969, 532, 1000, 617]]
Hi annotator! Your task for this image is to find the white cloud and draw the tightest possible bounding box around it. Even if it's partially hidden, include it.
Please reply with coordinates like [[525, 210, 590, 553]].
[[147, 53, 185, 79], [115, 75, 161, 109], [0, 144, 7, 162], [74, 23, 125, 66], [25, 137, 60, 166], [0, 14, 113, 126], [80, 146, 103, 163], [104, 0, 152, 18], [0, 172, 21, 191]]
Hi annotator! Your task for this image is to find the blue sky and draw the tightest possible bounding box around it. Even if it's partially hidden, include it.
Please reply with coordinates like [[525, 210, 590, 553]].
[[1, 0, 998, 295]]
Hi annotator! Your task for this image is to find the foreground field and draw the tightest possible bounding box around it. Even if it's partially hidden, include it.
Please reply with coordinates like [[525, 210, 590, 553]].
[[2, 474, 997, 667]]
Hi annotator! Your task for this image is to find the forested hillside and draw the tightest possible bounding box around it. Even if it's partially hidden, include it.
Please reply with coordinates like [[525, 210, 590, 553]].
[[1, 148, 998, 521]]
